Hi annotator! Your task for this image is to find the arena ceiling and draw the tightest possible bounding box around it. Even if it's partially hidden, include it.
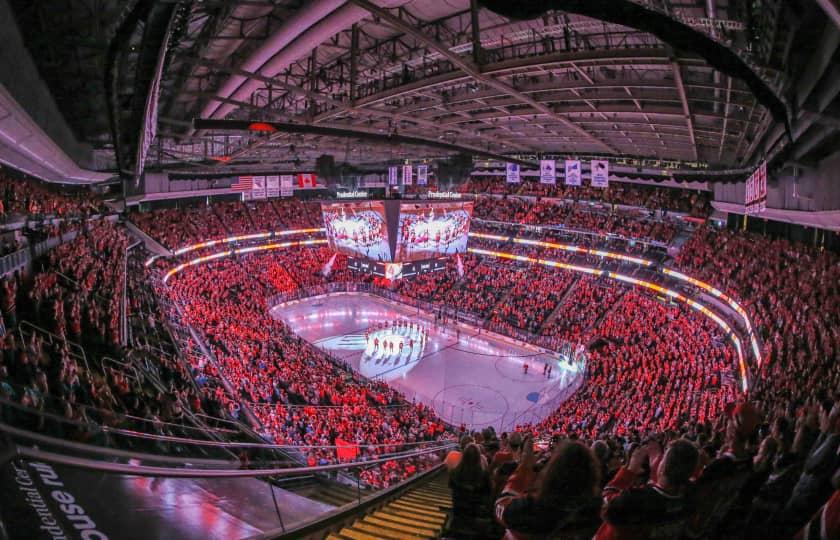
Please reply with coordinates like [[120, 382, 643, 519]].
[[9, 0, 840, 178]]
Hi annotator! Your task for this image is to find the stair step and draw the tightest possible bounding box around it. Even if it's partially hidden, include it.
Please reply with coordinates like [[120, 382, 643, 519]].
[[338, 527, 384, 540], [417, 487, 450, 497], [389, 501, 448, 519], [373, 510, 443, 532], [380, 507, 445, 526], [401, 493, 452, 507], [363, 515, 438, 537], [350, 521, 420, 540]]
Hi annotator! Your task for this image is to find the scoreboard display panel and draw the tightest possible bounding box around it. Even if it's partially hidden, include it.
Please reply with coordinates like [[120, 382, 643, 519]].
[[322, 201, 391, 261], [394, 201, 473, 262]]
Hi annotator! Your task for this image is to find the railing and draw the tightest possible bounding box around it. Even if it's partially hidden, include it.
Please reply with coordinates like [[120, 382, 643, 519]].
[[18, 320, 90, 374], [0, 228, 79, 277], [0, 415, 454, 536]]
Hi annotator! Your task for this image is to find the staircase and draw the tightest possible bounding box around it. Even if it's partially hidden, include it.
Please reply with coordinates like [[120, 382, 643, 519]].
[[327, 473, 452, 540], [537, 275, 581, 332], [277, 475, 361, 508]]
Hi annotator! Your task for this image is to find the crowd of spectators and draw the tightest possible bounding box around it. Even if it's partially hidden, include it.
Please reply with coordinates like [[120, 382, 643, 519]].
[[472, 196, 679, 244], [460, 175, 712, 216], [163, 249, 450, 475], [130, 198, 321, 251], [676, 225, 840, 424], [0, 186, 837, 537], [0, 220, 228, 455], [0, 170, 104, 220]]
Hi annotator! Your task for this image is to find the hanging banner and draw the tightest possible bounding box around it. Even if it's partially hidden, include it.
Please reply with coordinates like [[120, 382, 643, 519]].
[[506, 163, 521, 184], [280, 174, 294, 197], [564, 160, 582, 186], [745, 161, 768, 214], [252, 176, 267, 199], [417, 164, 428, 185], [539, 159, 556, 185], [266, 175, 280, 198], [591, 160, 609, 188], [402, 164, 413, 185], [388, 166, 398, 186]]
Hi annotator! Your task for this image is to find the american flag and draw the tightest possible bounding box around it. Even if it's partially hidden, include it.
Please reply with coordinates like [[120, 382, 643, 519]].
[[231, 176, 253, 191]]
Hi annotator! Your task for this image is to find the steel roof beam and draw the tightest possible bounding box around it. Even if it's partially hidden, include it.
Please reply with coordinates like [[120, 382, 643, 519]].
[[670, 57, 699, 161], [350, 0, 619, 154]]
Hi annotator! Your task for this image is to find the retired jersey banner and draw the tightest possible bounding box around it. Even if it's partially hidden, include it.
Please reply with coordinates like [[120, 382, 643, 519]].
[[388, 166, 398, 186], [266, 175, 280, 198], [539, 159, 556, 185], [564, 160, 582, 186], [402, 164, 413, 185], [252, 176, 266, 199], [417, 165, 428, 185], [591, 160, 609, 188], [506, 162, 521, 183], [280, 174, 294, 197]]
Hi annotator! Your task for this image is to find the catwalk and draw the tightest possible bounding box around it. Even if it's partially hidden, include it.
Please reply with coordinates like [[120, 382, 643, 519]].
[[271, 293, 584, 431]]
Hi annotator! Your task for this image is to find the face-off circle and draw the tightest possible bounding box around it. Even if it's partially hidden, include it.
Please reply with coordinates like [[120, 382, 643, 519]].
[[431, 384, 509, 428]]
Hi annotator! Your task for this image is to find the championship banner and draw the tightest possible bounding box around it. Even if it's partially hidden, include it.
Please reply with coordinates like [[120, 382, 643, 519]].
[[252, 176, 267, 199], [745, 161, 768, 214], [402, 164, 413, 185], [266, 175, 280, 198], [506, 162, 521, 183], [280, 174, 294, 197], [388, 166, 398, 186], [417, 164, 428, 185], [539, 159, 556, 185], [298, 173, 316, 188], [564, 160, 581, 186], [591, 160, 609, 188]]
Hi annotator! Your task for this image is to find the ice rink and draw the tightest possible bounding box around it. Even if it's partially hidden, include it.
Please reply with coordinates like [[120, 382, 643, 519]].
[[270, 293, 585, 431]]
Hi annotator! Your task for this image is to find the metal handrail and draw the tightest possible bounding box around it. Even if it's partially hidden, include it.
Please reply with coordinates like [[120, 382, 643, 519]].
[[18, 320, 90, 374], [4, 423, 456, 479], [0, 421, 455, 469]]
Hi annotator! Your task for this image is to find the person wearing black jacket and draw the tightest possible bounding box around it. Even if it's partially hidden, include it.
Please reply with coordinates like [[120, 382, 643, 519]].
[[448, 443, 492, 538]]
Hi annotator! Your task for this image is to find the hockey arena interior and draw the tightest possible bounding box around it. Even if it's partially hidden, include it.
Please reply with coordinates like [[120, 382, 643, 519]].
[[0, 1, 839, 539]]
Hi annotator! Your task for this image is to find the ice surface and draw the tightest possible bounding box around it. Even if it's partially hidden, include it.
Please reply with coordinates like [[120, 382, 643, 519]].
[[270, 293, 584, 431]]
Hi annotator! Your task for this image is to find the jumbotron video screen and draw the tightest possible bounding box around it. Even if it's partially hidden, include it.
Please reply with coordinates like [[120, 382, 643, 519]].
[[394, 201, 474, 262], [322, 201, 391, 261]]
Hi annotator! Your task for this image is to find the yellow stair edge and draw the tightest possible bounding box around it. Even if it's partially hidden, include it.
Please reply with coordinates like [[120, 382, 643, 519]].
[[363, 515, 438, 537]]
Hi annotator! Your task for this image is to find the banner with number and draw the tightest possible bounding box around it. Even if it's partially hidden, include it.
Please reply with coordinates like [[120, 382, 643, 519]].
[[506, 163, 521, 183], [591, 160, 609, 188], [402, 164, 413, 185], [417, 164, 428, 185], [539, 159, 556, 185], [280, 174, 294, 197], [266, 175, 280, 198], [564, 160, 581, 186], [745, 161, 768, 214], [252, 176, 266, 199], [388, 166, 398, 186]]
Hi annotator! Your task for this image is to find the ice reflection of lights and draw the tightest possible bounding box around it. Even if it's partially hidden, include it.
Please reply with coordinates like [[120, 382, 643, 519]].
[[468, 247, 750, 393]]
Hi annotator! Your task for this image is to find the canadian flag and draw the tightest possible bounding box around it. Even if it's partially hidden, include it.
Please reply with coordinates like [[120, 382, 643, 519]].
[[297, 173, 317, 188]]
